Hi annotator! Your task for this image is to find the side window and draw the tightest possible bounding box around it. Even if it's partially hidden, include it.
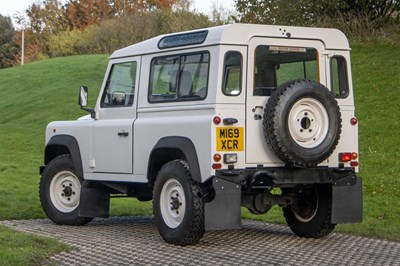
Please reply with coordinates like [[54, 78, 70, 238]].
[[254, 45, 318, 96], [330, 56, 349, 98], [222, 51, 242, 96], [101, 61, 137, 107], [149, 52, 209, 102]]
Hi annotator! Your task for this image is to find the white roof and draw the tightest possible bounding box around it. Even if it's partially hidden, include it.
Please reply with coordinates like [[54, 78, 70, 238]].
[[110, 23, 349, 59]]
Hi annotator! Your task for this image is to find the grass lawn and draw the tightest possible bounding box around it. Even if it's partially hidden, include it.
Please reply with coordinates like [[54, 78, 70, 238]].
[[0, 225, 70, 265], [0, 42, 399, 263]]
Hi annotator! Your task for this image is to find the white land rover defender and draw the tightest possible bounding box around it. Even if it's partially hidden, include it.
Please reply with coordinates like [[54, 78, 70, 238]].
[[40, 24, 362, 245]]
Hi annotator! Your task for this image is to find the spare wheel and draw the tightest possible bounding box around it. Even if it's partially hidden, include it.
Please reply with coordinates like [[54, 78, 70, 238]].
[[263, 79, 341, 167]]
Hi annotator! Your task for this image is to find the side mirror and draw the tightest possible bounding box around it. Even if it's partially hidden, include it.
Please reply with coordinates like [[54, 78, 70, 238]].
[[78, 86, 95, 119], [79, 86, 88, 107], [112, 91, 126, 105]]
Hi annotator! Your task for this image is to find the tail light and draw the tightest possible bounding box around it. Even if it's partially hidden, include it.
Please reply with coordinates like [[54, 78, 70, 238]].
[[339, 153, 352, 162], [339, 152, 359, 168]]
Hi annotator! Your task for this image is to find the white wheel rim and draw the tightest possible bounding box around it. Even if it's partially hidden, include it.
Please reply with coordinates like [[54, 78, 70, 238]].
[[288, 98, 329, 148], [160, 178, 186, 229], [49, 170, 81, 213], [293, 188, 319, 223], [293, 200, 318, 223]]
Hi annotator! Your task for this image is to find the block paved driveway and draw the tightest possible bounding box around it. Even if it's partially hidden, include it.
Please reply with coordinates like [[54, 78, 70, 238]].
[[2, 216, 400, 265]]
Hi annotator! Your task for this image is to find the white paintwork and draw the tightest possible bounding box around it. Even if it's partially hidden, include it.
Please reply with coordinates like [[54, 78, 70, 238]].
[[45, 23, 358, 186], [111, 24, 349, 60]]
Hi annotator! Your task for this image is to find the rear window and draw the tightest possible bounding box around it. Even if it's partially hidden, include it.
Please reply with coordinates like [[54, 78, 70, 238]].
[[254, 45, 318, 96], [330, 56, 349, 98]]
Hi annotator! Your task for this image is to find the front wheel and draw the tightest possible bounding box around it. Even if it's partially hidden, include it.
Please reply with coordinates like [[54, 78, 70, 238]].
[[153, 160, 205, 245], [39, 155, 93, 225], [283, 185, 336, 238]]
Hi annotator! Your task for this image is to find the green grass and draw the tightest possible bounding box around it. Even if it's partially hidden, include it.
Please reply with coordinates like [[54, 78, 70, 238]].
[[0, 43, 399, 263], [0, 225, 70, 265]]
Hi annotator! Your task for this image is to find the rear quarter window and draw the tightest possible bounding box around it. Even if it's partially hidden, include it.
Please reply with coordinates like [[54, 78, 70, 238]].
[[330, 56, 349, 98]]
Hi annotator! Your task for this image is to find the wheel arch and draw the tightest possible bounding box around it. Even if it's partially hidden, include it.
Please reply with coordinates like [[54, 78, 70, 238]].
[[147, 137, 201, 185], [45, 135, 83, 178]]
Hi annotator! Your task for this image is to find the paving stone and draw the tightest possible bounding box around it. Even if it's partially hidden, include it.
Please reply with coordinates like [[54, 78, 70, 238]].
[[2, 216, 400, 265]]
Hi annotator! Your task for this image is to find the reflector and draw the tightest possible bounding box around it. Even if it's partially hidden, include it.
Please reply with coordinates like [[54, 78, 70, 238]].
[[213, 116, 221, 125], [350, 117, 358, 125], [212, 163, 222, 170], [350, 161, 359, 167]]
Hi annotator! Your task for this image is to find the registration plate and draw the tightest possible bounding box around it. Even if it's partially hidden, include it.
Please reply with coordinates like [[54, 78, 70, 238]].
[[216, 127, 244, 151]]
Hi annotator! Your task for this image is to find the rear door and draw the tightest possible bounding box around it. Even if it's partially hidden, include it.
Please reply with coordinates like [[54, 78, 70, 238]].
[[246, 38, 326, 165]]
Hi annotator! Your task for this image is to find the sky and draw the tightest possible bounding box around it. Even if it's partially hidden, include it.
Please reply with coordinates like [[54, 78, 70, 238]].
[[0, 0, 235, 23]]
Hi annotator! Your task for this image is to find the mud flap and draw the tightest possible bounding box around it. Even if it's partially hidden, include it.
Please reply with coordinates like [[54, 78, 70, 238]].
[[331, 176, 363, 223], [78, 181, 110, 218], [205, 178, 242, 230]]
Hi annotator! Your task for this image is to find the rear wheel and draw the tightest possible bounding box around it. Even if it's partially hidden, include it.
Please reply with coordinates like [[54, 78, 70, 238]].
[[283, 185, 336, 238], [153, 160, 205, 245], [40, 155, 93, 225]]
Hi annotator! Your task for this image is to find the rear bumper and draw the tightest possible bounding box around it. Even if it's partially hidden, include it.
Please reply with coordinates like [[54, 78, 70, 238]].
[[216, 167, 357, 189]]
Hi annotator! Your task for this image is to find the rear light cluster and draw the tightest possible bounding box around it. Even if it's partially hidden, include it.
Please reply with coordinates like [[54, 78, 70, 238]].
[[212, 116, 239, 170], [212, 153, 238, 169], [213, 117, 222, 169], [339, 152, 359, 167]]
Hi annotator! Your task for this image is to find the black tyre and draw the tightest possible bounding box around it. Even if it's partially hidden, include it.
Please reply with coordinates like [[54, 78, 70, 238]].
[[39, 155, 93, 225], [264, 79, 341, 167], [153, 160, 205, 245], [283, 185, 336, 238]]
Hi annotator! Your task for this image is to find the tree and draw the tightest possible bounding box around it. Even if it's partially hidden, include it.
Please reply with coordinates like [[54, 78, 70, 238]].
[[234, 0, 334, 26], [64, 0, 187, 30], [339, 0, 400, 26], [209, 0, 236, 25], [0, 14, 18, 68], [0, 14, 15, 44], [27, 0, 69, 34], [234, 0, 400, 27]]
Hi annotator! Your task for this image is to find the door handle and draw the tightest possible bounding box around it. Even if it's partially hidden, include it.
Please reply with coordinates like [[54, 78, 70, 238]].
[[118, 132, 129, 137]]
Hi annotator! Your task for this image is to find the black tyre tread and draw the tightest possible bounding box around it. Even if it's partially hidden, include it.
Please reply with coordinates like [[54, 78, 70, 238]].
[[263, 79, 342, 167], [153, 160, 205, 246], [39, 154, 93, 226], [283, 185, 336, 238]]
